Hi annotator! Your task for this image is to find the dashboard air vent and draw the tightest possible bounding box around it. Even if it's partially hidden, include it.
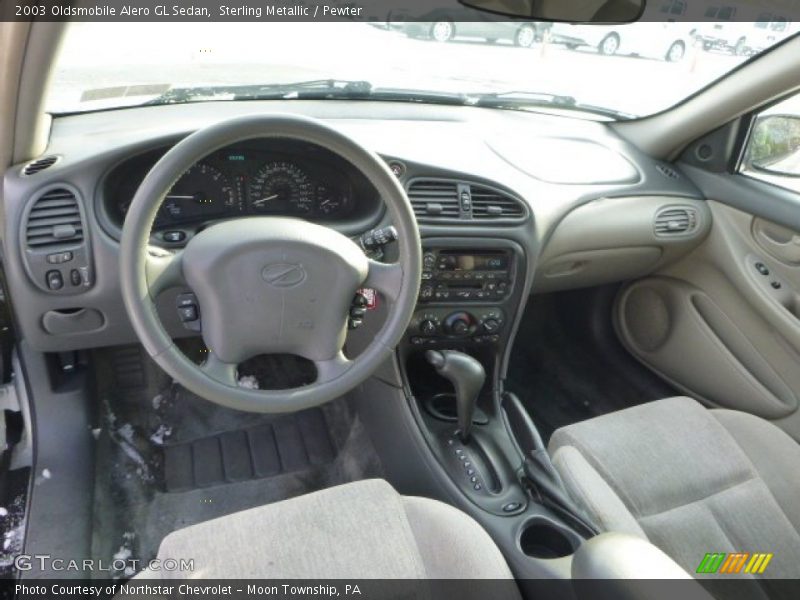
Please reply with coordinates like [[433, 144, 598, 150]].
[[23, 155, 59, 176], [655, 164, 680, 180], [25, 188, 85, 248], [654, 207, 698, 236], [471, 185, 525, 219], [408, 180, 460, 219]]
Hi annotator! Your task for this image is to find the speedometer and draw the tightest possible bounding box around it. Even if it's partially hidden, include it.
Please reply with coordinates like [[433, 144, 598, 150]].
[[248, 161, 313, 215]]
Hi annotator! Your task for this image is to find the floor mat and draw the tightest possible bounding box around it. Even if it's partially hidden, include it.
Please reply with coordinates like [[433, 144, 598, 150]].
[[90, 345, 384, 579], [507, 285, 677, 442], [162, 409, 335, 492]]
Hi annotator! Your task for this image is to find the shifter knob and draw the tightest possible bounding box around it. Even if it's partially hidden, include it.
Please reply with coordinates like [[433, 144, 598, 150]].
[[425, 350, 486, 442]]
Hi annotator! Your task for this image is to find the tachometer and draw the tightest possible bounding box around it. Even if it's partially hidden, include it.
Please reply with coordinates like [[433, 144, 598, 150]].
[[248, 161, 313, 215], [160, 163, 236, 222]]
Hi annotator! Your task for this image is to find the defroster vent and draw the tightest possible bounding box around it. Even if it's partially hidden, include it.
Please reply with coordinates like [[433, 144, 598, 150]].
[[22, 155, 59, 176]]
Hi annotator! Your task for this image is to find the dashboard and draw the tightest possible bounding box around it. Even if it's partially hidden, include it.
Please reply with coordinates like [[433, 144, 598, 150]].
[[101, 139, 383, 244], [2, 100, 708, 354]]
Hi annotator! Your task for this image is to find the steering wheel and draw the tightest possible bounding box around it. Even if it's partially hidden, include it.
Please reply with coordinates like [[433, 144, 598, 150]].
[[119, 114, 421, 413]]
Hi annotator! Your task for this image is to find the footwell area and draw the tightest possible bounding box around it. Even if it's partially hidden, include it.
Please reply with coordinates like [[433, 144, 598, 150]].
[[90, 344, 383, 579], [507, 285, 676, 442], [163, 409, 336, 492]]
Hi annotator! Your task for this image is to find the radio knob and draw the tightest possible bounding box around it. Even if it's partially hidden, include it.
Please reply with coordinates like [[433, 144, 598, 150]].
[[420, 319, 438, 335], [444, 311, 473, 336], [423, 253, 436, 269]]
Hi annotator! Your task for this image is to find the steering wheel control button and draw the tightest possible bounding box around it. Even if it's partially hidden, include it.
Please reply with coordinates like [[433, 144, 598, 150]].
[[163, 230, 187, 244], [46, 270, 63, 291], [176, 293, 201, 331], [755, 262, 770, 276], [179, 306, 198, 322]]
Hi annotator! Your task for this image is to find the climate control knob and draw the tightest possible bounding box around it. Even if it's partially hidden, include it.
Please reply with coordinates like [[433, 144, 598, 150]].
[[420, 319, 438, 336], [482, 318, 501, 333], [444, 311, 474, 337]]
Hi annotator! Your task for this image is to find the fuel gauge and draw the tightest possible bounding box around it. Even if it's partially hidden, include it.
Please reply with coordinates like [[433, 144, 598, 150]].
[[316, 185, 349, 217]]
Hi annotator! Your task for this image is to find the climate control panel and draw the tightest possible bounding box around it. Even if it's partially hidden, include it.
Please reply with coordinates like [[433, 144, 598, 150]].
[[409, 307, 505, 346]]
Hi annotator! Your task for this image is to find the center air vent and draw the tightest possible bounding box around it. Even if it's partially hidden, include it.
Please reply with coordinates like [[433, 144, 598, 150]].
[[22, 155, 59, 176], [408, 180, 460, 218], [654, 206, 698, 236], [25, 188, 85, 248], [471, 185, 525, 219], [408, 178, 525, 223]]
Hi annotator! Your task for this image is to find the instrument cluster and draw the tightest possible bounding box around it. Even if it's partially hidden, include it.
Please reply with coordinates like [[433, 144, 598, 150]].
[[107, 142, 363, 234]]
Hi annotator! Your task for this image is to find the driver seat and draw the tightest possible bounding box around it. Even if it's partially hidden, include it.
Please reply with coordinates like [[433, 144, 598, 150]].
[[137, 479, 519, 587]]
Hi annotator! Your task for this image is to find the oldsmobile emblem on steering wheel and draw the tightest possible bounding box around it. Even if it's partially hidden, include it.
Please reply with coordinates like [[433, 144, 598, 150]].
[[261, 262, 307, 288]]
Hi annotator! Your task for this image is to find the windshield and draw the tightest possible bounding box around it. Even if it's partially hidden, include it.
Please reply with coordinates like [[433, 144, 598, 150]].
[[48, 20, 796, 119]]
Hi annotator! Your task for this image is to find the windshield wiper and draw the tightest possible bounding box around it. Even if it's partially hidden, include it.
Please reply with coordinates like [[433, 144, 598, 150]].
[[142, 81, 626, 119], [473, 91, 633, 119], [144, 80, 469, 106], [144, 79, 374, 104]]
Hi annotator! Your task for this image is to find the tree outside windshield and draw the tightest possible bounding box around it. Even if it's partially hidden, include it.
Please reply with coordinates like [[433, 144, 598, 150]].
[[48, 17, 796, 118]]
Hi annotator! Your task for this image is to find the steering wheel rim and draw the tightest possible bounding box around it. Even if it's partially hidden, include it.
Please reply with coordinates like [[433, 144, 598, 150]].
[[119, 114, 421, 413]]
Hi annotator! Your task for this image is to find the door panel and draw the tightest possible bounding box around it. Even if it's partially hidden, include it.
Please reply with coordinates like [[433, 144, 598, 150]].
[[616, 200, 800, 440], [752, 217, 800, 265]]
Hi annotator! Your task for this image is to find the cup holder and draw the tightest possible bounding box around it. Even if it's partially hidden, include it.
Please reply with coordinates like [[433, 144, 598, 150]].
[[519, 518, 581, 559], [423, 393, 489, 424]]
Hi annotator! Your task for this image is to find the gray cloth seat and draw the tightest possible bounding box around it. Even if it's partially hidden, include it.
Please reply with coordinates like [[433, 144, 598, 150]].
[[139, 478, 517, 586], [550, 397, 800, 599]]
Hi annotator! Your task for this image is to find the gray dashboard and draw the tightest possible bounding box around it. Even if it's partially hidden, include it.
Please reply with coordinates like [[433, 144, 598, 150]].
[[1, 99, 705, 352]]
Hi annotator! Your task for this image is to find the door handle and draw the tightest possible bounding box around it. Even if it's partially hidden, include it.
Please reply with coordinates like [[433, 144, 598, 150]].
[[752, 218, 800, 265]]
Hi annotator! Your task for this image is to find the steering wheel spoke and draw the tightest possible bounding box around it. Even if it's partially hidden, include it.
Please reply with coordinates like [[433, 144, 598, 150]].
[[314, 352, 354, 384], [364, 259, 404, 302], [146, 250, 186, 297], [200, 351, 239, 387]]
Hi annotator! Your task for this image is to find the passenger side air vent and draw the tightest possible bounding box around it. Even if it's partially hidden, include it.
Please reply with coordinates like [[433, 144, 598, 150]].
[[471, 185, 525, 220], [25, 188, 85, 248], [408, 180, 460, 219], [654, 206, 698, 236], [407, 178, 526, 223], [22, 155, 59, 176]]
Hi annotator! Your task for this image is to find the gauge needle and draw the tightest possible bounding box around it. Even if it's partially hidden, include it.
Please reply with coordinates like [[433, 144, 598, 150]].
[[165, 195, 195, 200], [253, 194, 279, 206]]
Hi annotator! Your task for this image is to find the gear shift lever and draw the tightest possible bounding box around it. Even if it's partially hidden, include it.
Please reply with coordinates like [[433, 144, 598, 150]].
[[426, 350, 485, 442]]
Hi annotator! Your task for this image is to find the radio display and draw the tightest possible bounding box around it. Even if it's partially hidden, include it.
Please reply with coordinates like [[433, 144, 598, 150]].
[[437, 252, 508, 271]]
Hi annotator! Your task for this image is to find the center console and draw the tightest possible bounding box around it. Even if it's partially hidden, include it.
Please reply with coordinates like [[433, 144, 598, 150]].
[[398, 237, 529, 514], [405, 240, 524, 353]]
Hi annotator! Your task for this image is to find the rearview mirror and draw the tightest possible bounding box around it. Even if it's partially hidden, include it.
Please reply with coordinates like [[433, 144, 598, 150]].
[[459, 0, 645, 23], [745, 115, 800, 178]]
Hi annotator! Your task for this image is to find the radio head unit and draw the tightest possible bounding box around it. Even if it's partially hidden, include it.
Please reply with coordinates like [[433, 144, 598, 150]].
[[419, 249, 513, 303]]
